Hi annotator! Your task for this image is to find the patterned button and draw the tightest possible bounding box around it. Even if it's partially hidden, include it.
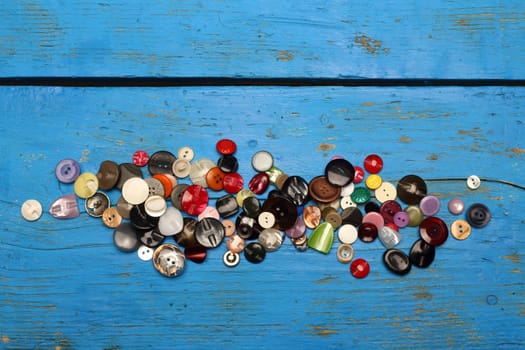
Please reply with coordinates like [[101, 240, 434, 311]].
[[223, 172, 244, 194], [282, 175, 310, 206], [152, 244, 185, 277], [132, 150, 149, 167], [353, 166, 365, 183], [49, 194, 79, 219], [85, 191, 110, 217], [351, 187, 371, 204], [364, 154, 383, 174], [248, 172, 270, 195], [181, 185, 208, 216], [189, 158, 216, 187], [195, 217, 225, 248]]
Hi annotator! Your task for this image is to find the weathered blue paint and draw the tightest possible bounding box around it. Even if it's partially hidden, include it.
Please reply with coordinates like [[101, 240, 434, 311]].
[[0, 87, 523, 349], [0, 1, 524, 78]]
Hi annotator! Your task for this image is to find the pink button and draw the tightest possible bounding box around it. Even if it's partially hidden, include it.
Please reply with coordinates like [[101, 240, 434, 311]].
[[362, 211, 385, 231], [448, 198, 465, 215]]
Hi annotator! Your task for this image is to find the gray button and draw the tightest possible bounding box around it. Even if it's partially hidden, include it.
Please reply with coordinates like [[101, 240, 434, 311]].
[[85, 191, 110, 218], [195, 217, 225, 248], [258, 228, 284, 252]]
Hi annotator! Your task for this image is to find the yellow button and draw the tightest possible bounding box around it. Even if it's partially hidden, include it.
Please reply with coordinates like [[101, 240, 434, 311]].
[[450, 219, 472, 240], [74, 172, 99, 199], [365, 174, 382, 190]]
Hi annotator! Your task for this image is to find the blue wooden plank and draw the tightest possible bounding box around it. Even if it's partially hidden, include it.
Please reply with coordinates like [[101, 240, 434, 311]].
[[0, 86, 524, 349], [0, 1, 524, 79]]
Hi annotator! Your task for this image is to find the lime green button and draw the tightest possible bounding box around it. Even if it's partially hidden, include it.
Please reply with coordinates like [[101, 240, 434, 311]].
[[307, 222, 334, 254]]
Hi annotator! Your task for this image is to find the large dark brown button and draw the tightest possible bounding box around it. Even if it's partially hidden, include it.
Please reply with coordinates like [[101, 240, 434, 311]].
[[261, 196, 298, 230], [137, 226, 165, 248], [309, 176, 342, 203], [466, 203, 491, 228], [173, 217, 198, 247], [383, 249, 411, 276], [325, 158, 355, 187], [244, 242, 266, 264], [194, 217, 225, 248], [409, 239, 435, 268], [96, 160, 120, 191], [130, 204, 159, 230], [419, 217, 448, 246], [341, 206, 363, 227], [116, 163, 143, 190], [216, 194, 239, 218], [281, 175, 310, 206], [397, 175, 427, 205], [148, 150, 176, 176], [236, 214, 263, 240], [242, 196, 261, 218]]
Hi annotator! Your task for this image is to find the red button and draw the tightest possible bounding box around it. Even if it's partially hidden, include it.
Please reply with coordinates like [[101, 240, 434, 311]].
[[132, 150, 149, 167], [181, 185, 209, 215], [353, 166, 365, 183], [248, 173, 270, 194], [350, 258, 370, 278], [216, 139, 237, 155], [364, 154, 383, 174], [419, 217, 448, 246], [223, 172, 244, 194]]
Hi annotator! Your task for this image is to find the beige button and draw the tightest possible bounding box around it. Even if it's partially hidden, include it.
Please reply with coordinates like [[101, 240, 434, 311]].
[[222, 219, 236, 237], [340, 182, 355, 197], [338, 224, 358, 244], [251, 151, 274, 172], [337, 244, 355, 264], [340, 196, 357, 209], [177, 146, 195, 161], [375, 181, 397, 203], [365, 174, 382, 190], [172, 159, 191, 178], [144, 195, 167, 217], [121, 177, 149, 205], [303, 206, 321, 229], [258, 211, 276, 229], [450, 219, 472, 240], [189, 158, 215, 187], [21, 199, 43, 221], [467, 175, 481, 190], [102, 207, 122, 228], [74, 172, 99, 199]]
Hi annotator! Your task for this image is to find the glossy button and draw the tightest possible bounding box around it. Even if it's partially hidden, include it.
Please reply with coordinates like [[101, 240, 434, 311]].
[[130, 204, 159, 230], [338, 224, 358, 244], [252, 151, 274, 172], [409, 239, 435, 268], [397, 175, 427, 205], [138, 227, 165, 248], [148, 150, 176, 176], [353, 166, 365, 183], [285, 217, 306, 239], [282, 175, 310, 206], [450, 219, 472, 240], [184, 244, 207, 264], [467, 175, 481, 190], [170, 184, 189, 210], [325, 158, 355, 187], [116, 196, 133, 219], [302, 205, 321, 229], [419, 195, 441, 216], [261, 196, 298, 231], [177, 146, 195, 161], [74, 172, 99, 199], [362, 211, 385, 231], [309, 176, 341, 204], [223, 172, 244, 194], [322, 207, 342, 229], [351, 187, 371, 204], [49, 194, 79, 219], [419, 216, 448, 246], [259, 228, 284, 252], [244, 242, 266, 263], [466, 203, 491, 228], [340, 196, 357, 209], [378, 225, 401, 249], [85, 191, 110, 217], [365, 201, 380, 213], [242, 196, 261, 218], [341, 206, 363, 227], [216, 194, 239, 218], [144, 195, 167, 217], [195, 217, 225, 248], [374, 182, 397, 203], [113, 223, 140, 252], [181, 184, 209, 216], [223, 251, 240, 267], [97, 160, 120, 191], [405, 205, 424, 227], [121, 177, 149, 205], [116, 163, 142, 190], [383, 249, 411, 276], [248, 172, 270, 195], [236, 214, 263, 240], [307, 222, 334, 254], [137, 245, 154, 261], [350, 258, 370, 279], [217, 155, 239, 173], [132, 150, 149, 167], [189, 158, 215, 187], [152, 174, 174, 198], [358, 222, 378, 243], [157, 207, 184, 236], [21, 199, 42, 221], [365, 174, 382, 190], [340, 182, 355, 197], [364, 154, 383, 174], [55, 158, 81, 183], [258, 211, 276, 229], [393, 211, 410, 228], [222, 219, 236, 237], [152, 244, 185, 277], [380, 200, 402, 224], [226, 234, 245, 254], [172, 159, 191, 178], [206, 167, 225, 191], [172, 217, 197, 247], [236, 189, 255, 207], [448, 198, 465, 215], [216, 139, 237, 155], [337, 244, 354, 264]]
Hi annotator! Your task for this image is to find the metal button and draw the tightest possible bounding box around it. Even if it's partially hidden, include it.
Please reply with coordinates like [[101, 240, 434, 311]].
[[85, 191, 110, 218], [152, 244, 185, 277], [21, 199, 43, 221]]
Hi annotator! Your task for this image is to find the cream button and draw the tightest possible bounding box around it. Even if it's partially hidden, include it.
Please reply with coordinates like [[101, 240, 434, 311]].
[[251, 151, 274, 172], [258, 211, 276, 229], [177, 146, 195, 161], [450, 219, 472, 240], [467, 175, 481, 190], [337, 244, 355, 264], [137, 245, 154, 261], [340, 182, 355, 197], [189, 158, 215, 187], [121, 177, 149, 205], [338, 224, 358, 244], [374, 181, 397, 203], [74, 172, 99, 199], [172, 159, 191, 178], [340, 196, 357, 209], [144, 195, 167, 217], [21, 199, 43, 221]]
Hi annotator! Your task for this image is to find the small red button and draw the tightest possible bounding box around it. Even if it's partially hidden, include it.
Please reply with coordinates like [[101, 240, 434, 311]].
[[223, 172, 244, 194], [364, 154, 383, 174], [132, 150, 149, 167], [350, 258, 370, 278], [181, 185, 209, 216], [353, 166, 365, 183], [248, 173, 270, 194], [216, 139, 237, 155]]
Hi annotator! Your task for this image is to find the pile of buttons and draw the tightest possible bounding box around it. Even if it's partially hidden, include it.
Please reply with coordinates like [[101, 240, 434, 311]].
[[20, 139, 491, 279]]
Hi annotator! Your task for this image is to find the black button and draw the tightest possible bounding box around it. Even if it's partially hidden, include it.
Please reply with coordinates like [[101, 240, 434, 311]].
[[341, 206, 363, 227], [409, 239, 435, 268], [96, 160, 120, 191], [281, 175, 310, 206], [215, 194, 239, 218], [383, 249, 411, 275], [244, 242, 266, 264], [113, 222, 140, 252], [148, 150, 176, 176], [194, 217, 225, 248], [217, 155, 239, 173], [358, 222, 378, 243], [173, 217, 198, 247], [325, 158, 355, 187], [184, 244, 207, 264], [364, 201, 380, 213], [130, 204, 159, 230], [137, 226, 165, 248], [236, 214, 263, 240], [116, 163, 143, 190], [396, 175, 427, 205], [170, 184, 189, 210], [466, 203, 491, 228], [242, 196, 261, 218], [261, 196, 298, 230]]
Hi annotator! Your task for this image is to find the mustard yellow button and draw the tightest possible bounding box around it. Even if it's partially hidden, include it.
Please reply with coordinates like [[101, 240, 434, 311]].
[[450, 219, 472, 240], [74, 172, 99, 199], [365, 174, 382, 190]]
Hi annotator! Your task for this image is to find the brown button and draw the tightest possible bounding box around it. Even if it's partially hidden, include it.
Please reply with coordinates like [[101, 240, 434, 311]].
[[274, 173, 289, 190], [302, 205, 322, 229], [450, 219, 472, 240], [206, 167, 225, 191], [226, 234, 245, 253], [96, 160, 120, 191], [152, 244, 186, 278], [102, 207, 122, 228], [291, 233, 308, 246], [309, 176, 342, 203], [397, 175, 427, 205], [116, 163, 143, 190], [322, 207, 342, 229]]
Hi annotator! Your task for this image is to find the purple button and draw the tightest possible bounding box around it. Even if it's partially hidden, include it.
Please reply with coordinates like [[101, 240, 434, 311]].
[[285, 217, 306, 238], [379, 200, 402, 224], [55, 158, 81, 183], [393, 211, 409, 228], [419, 195, 440, 216], [49, 194, 80, 219], [362, 211, 385, 231], [448, 198, 465, 215]]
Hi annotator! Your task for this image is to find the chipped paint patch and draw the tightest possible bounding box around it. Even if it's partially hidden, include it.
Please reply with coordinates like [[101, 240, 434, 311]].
[[79, 149, 90, 163], [427, 154, 439, 160], [276, 50, 295, 61], [2, 336, 10, 343], [512, 269, 521, 274], [316, 143, 336, 152], [485, 195, 504, 201], [413, 290, 433, 301], [314, 276, 335, 284], [510, 147, 525, 154], [360, 101, 376, 107], [502, 252, 520, 264], [354, 34, 388, 55], [266, 128, 277, 139], [399, 135, 412, 143], [308, 326, 338, 336]]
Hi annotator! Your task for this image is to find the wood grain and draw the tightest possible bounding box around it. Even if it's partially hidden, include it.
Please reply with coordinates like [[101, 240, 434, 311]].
[[0, 86, 523, 349]]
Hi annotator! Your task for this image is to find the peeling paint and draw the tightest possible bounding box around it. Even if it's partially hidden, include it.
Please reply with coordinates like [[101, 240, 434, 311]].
[[427, 154, 439, 160], [360, 101, 376, 107], [316, 143, 336, 152], [275, 50, 295, 61], [511, 147, 525, 154], [2, 336, 10, 343], [308, 325, 338, 336], [314, 276, 335, 284], [79, 149, 90, 163], [354, 34, 388, 54], [502, 252, 520, 264], [399, 135, 412, 143]]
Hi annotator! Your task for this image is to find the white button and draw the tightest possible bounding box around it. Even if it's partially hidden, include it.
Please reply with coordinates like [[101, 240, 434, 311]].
[[21, 199, 43, 221], [189, 158, 215, 187], [121, 177, 149, 205], [144, 195, 167, 217], [340, 196, 357, 209], [467, 175, 481, 190], [177, 146, 195, 161], [137, 245, 154, 261], [223, 251, 240, 267], [251, 151, 274, 172], [157, 207, 184, 236], [340, 182, 355, 197], [258, 211, 276, 229], [172, 159, 191, 178], [374, 181, 397, 203], [338, 224, 358, 244]]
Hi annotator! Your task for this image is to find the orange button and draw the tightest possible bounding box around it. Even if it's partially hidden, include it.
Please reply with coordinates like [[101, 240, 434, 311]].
[[206, 167, 225, 191], [153, 174, 174, 199]]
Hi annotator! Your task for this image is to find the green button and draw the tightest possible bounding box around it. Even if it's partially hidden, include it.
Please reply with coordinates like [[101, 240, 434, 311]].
[[351, 187, 371, 204], [405, 205, 424, 227], [308, 222, 334, 254]]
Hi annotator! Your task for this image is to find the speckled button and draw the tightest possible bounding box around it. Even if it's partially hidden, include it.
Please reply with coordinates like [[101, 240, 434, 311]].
[[55, 158, 81, 183], [338, 224, 358, 244], [148, 150, 176, 176], [466, 203, 491, 228], [132, 150, 149, 167], [121, 177, 149, 205], [74, 172, 99, 199], [374, 182, 397, 203], [21, 199, 43, 221], [419, 195, 441, 216], [419, 216, 448, 246], [252, 151, 274, 172], [325, 158, 355, 187], [152, 244, 185, 277], [397, 175, 427, 205], [450, 219, 472, 240]]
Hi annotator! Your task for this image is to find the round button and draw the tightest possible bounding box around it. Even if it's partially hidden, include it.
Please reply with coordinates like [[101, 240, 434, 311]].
[[258, 211, 276, 229], [362, 211, 384, 231], [74, 172, 99, 199], [397, 175, 427, 205], [274, 173, 289, 190], [378, 225, 401, 249], [152, 244, 185, 277], [144, 177, 165, 198], [152, 174, 174, 199], [157, 207, 184, 236], [55, 158, 81, 183], [374, 182, 397, 203], [236, 189, 255, 207], [340, 196, 357, 209], [364, 154, 383, 174], [102, 207, 122, 228], [249, 172, 270, 195], [244, 242, 266, 264], [350, 258, 370, 279], [195, 217, 225, 248], [380, 200, 402, 224], [222, 219, 236, 237], [285, 217, 306, 239], [181, 184, 209, 216], [97, 160, 120, 191], [148, 150, 176, 176], [21, 199, 42, 221], [419, 216, 448, 246], [261, 196, 298, 231], [116, 196, 133, 219], [177, 146, 195, 161], [365, 174, 382, 190], [405, 205, 424, 227], [259, 228, 284, 252], [309, 176, 341, 204], [448, 198, 465, 215], [223, 251, 240, 267], [420, 195, 440, 216], [138, 227, 165, 248], [122, 177, 149, 205], [393, 211, 410, 228], [137, 245, 154, 261], [282, 175, 310, 206], [322, 207, 342, 229], [358, 222, 378, 243], [325, 158, 355, 187], [223, 172, 244, 194], [217, 155, 239, 173], [85, 191, 111, 217], [144, 195, 167, 217], [130, 204, 159, 231], [450, 219, 472, 240], [341, 206, 363, 227], [383, 249, 411, 276], [466, 203, 491, 228], [365, 201, 380, 213], [302, 205, 321, 229], [337, 244, 355, 264], [132, 150, 149, 167], [226, 234, 245, 254], [351, 187, 371, 204], [170, 184, 189, 210], [467, 175, 481, 190], [172, 159, 191, 178], [252, 151, 274, 172], [340, 182, 355, 197], [173, 217, 198, 247], [353, 166, 365, 183], [338, 224, 358, 244], [206, 167, 226, 191], [216, 139, 237, 155], [409, 239, 435, 268], [189, 158, 216, 187], [113, 223, 140, 252]]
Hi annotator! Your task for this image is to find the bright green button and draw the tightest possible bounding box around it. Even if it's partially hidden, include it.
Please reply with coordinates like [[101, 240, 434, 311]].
[[351, 187, 371, 204], [308, 222, 334, 254]]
